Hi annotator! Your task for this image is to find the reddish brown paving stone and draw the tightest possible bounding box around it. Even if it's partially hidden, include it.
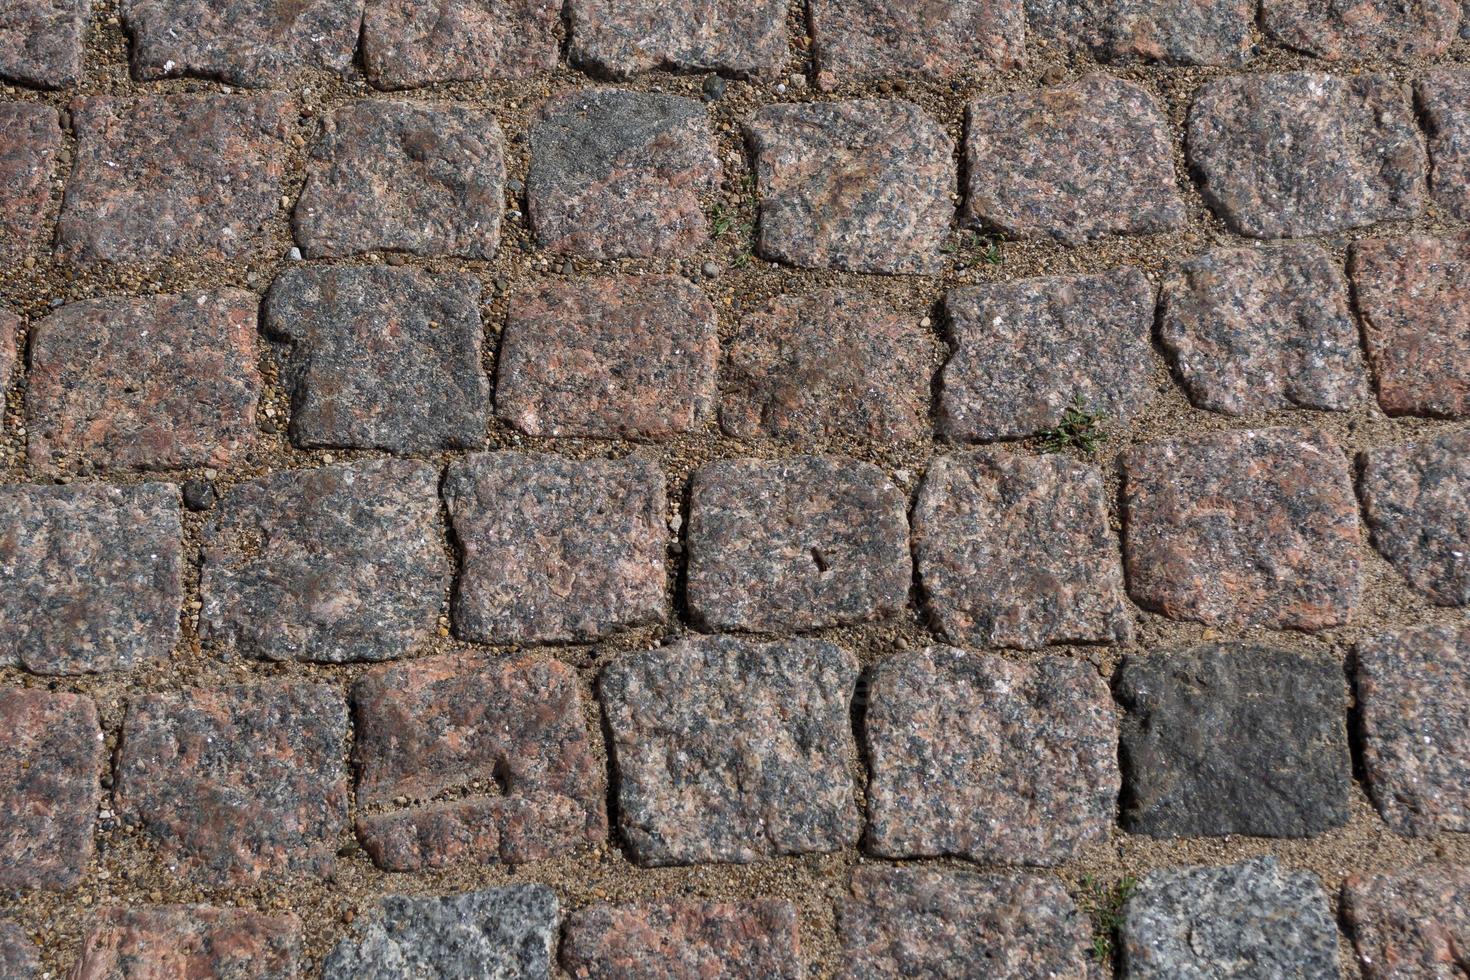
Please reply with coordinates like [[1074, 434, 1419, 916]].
[[71, 905, 302, 978], [1025, 0, 1256, 66], [497, 275, 717, 441], [746, 99, 951, 275], [361, 0, 560, 90], [567, 0, 788, 79], [1343, 866, 1470, 978], [0, 103, 59, 265], [964, 74, 1184, 244], [0, 0, 87, 87], [939, 268, 1156, 441], [1188, 73, 1425, 239], [1360, 431, 1470, 606], [0, 922, 38, 978], [528, 89, 718, 260], [352, 653, 606, 871], [0, 689, 101, 890], [808, 0, 1024, 90], [114, 679, 348, 886], [0, 309, 17, 387], [913, 451, 1131, 650], [1122, 428, 1362, 630], [562, 900, 802, 979], [864, 646, 1118, 865], [443, 452, 666, 645], [1417, 69, 1470, 222], [1261, 0, 1459, 61]]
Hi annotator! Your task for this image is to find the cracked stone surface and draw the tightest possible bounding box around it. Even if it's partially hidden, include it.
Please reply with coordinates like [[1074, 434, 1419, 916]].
[[71, 906, 302, 979], [0, 922, 37, 979], [1026, 0, 1256, 66], [361, 0, 561, 89], [0, 103, 60, 266], [1361, 430, 1470, 605], [1262, 0, 1460, 61], [568, 0, 788, 79], [1418, 69, 1470, 222], [1342, 865, 1470, 980], [808, 0, 1025, 90], [0, 0, 88, 86], [562, 900, 803, 979]]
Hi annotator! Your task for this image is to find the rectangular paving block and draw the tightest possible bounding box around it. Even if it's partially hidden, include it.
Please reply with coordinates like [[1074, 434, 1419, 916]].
[[808, 0, 1024, 90], [1262, 0, 1459, 61], [1418, 68, 1470, 221], [0, 0, 88, 86], [568, 0, 788, 79], [0, 102, 60, 266], [1342, 865, 1470, 979], [1360, 430, 1470, 606], [562, 900, 802, 979], [71, 905, 301, 979], [1025, 0, 1255, 66], [361, 0, 561, 89]]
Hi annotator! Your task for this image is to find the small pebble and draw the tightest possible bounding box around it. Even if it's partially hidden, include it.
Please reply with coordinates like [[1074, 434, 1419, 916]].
[[702, 75, 727, 101], [701, 261, 721, 278], [182, 479, 216, 512], [287, 246, 302, 261]]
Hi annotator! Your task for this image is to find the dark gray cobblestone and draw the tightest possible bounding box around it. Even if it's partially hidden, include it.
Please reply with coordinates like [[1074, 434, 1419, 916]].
[[0, 102, 60, 266], [562, 899, 802, 979], [1342, 865, 1470, 979], [1360, 429, 1470, 605], [71, 905, 302, 978]]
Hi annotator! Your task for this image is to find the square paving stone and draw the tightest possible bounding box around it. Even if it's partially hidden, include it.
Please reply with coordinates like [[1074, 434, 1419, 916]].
[[1351, 235, 1470, 420], [939, 268, 1155, 441], [913, 451, 1131, 650], [0, 482, 182, 675], [115, 679, 348, 885], [528, 89, 718, 260], [26, 292, 262, 475], [294, 100, 504, 260], [1418, 69, 1470, 222], [0, 689, 101, 890], [1159, 244, 1366, 416], [721, 288, 932, 444], [1188, 73, 1425, 239], [352, 653, 606, 870], [1356, 624, 1470, 835], [0, 103, 60, 266], [686, 455, 911, 634], [1342, 865, 1470, 979], [1361, 431, 1470, 606], [562, 900, 802, 979], [1262, 0, 1459, 61], [361, 0, 561, 89], [1122, 428, 1362, 630], [72, 906, 302, 978], [600, 635, 860, 866], [568, 0, 788, 79], [1121, 858, 1338, 979], [264, 266, 489, 452], [1117, 642, 1351, 838], [57, 95, 293, 265], [808, 0, 1025, 90], [964, 74, 1184, 244], [0, 0, 87, 87], [0, 922, 38, 979], [1025, 0, 1256, 66], [497, 275, 718, 441], [746, 99, 951, 274], [199, 458, 449, 664], [864, 646, 1118, 866]]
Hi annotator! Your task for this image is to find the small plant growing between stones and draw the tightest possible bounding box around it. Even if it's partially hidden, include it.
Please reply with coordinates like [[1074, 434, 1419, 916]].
[[942, 229, 1003, 268], [1038, 394, 1106, 454], [1079, 874, 1137, 964], [709, 203, 752, 241]]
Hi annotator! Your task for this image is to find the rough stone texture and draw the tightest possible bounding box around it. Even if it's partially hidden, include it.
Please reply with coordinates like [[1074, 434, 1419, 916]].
[[1418, 69, 1470, 222], [0, 689, 101, 890], [964, 74, 1184, 244], [940, 269, 1155, 441], [0, 103, 60, 265], [0, 482, 182, 675], [864, 646, 1118, 866], [686, 456, 911, 633], [57, 95, 293, 265], [1361, 431, 1470, 605], [26, 292, 261, 474], [0, 922, 38, 979], [322, 886, 559, 979], [562, 900, 802, 979], [1342, 865, 1470, 979], [1025, 0, 1255, 66], [528, 89, 718, 260], [1188, 73, 1425, 239], [746, 99, 952, 274], [115, 680, 348, 885], [264, 266, 489, 452], [199, 458, 448, 664], [601, 636, 860, 866], [361, 0, 560, 89], [836, 865, 1093, 979], [568, 0, 788, 79], [295, 100, 504, 260], [1117, 643, 1351, 838], [808, 0, 1025, 90], [1356, 624, 1470, 836], [721, 288, 932, 444], [1159, 244, 1366, 415], [1122, 428, 1362, 629], [1262, 0, 1459, 61], [0, 309, 18, 389], [352, 653, 606, 870], [497, 275, 718, 440], [71, 906, 302, 979], [0, 0, 87, 86], [1121, 858, 1338, 980], [913, 451, 1132, 650], [1352, 235, 1470, 419], [444, 452, 665, 645]]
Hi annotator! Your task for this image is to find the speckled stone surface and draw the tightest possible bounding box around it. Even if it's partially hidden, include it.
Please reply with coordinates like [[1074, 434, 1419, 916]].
[[1188, 73, 1425, 239], [562, 900, 803, 979], [1262, 0, 1459, 61], [0, 689, 100, 890], [71, 906, 302, 979], [1117, 643, 1351, 838], [1352, 235, 1470, 419], [294, 100, 504, 259], [1122, 428, 1361, 629], [498, 275, 717, 440], [264, 266, 489, 452], [1342, 865, 1470, 979], [686, 455, 911, 633], [0, 0, 87, 86], [443, 452, 666, 645], [115, 679, 348, 885], [322, 886, 559, 979], [1361, 430, 1470, 605], [1159, 244, 1366, 415], [0, 482, 182, 675], [865, 646, 1118, 866], [0, 103, 59, 266], [1356, 624, 1470, 835], [528, 89, 718, 259], [746, 99, 952, 274], [1121, 858, 1338, 980], [57, 95, 293, 265], [940, 268, 1155, 440], [1026, 0, 1256, 66], [200, 458, 448, 663], [568, 0, 787, 79], [1418, 69, 1470, 221], [808, 0, 1025, 90], [361, 0, 560, 89], [0, 922, 38, 978], [353, 653, 606, 870], [0, 310, 16, 386], [837, 865, 1093, 979], [26, 292, 261, 474], [600, 636, 860, 866], [964, 74, 1184, 244], [913, 451, 1131, 650]]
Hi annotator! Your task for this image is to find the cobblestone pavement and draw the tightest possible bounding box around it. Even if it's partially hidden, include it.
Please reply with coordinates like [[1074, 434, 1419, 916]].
[[1, 0, 1469, 977]]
